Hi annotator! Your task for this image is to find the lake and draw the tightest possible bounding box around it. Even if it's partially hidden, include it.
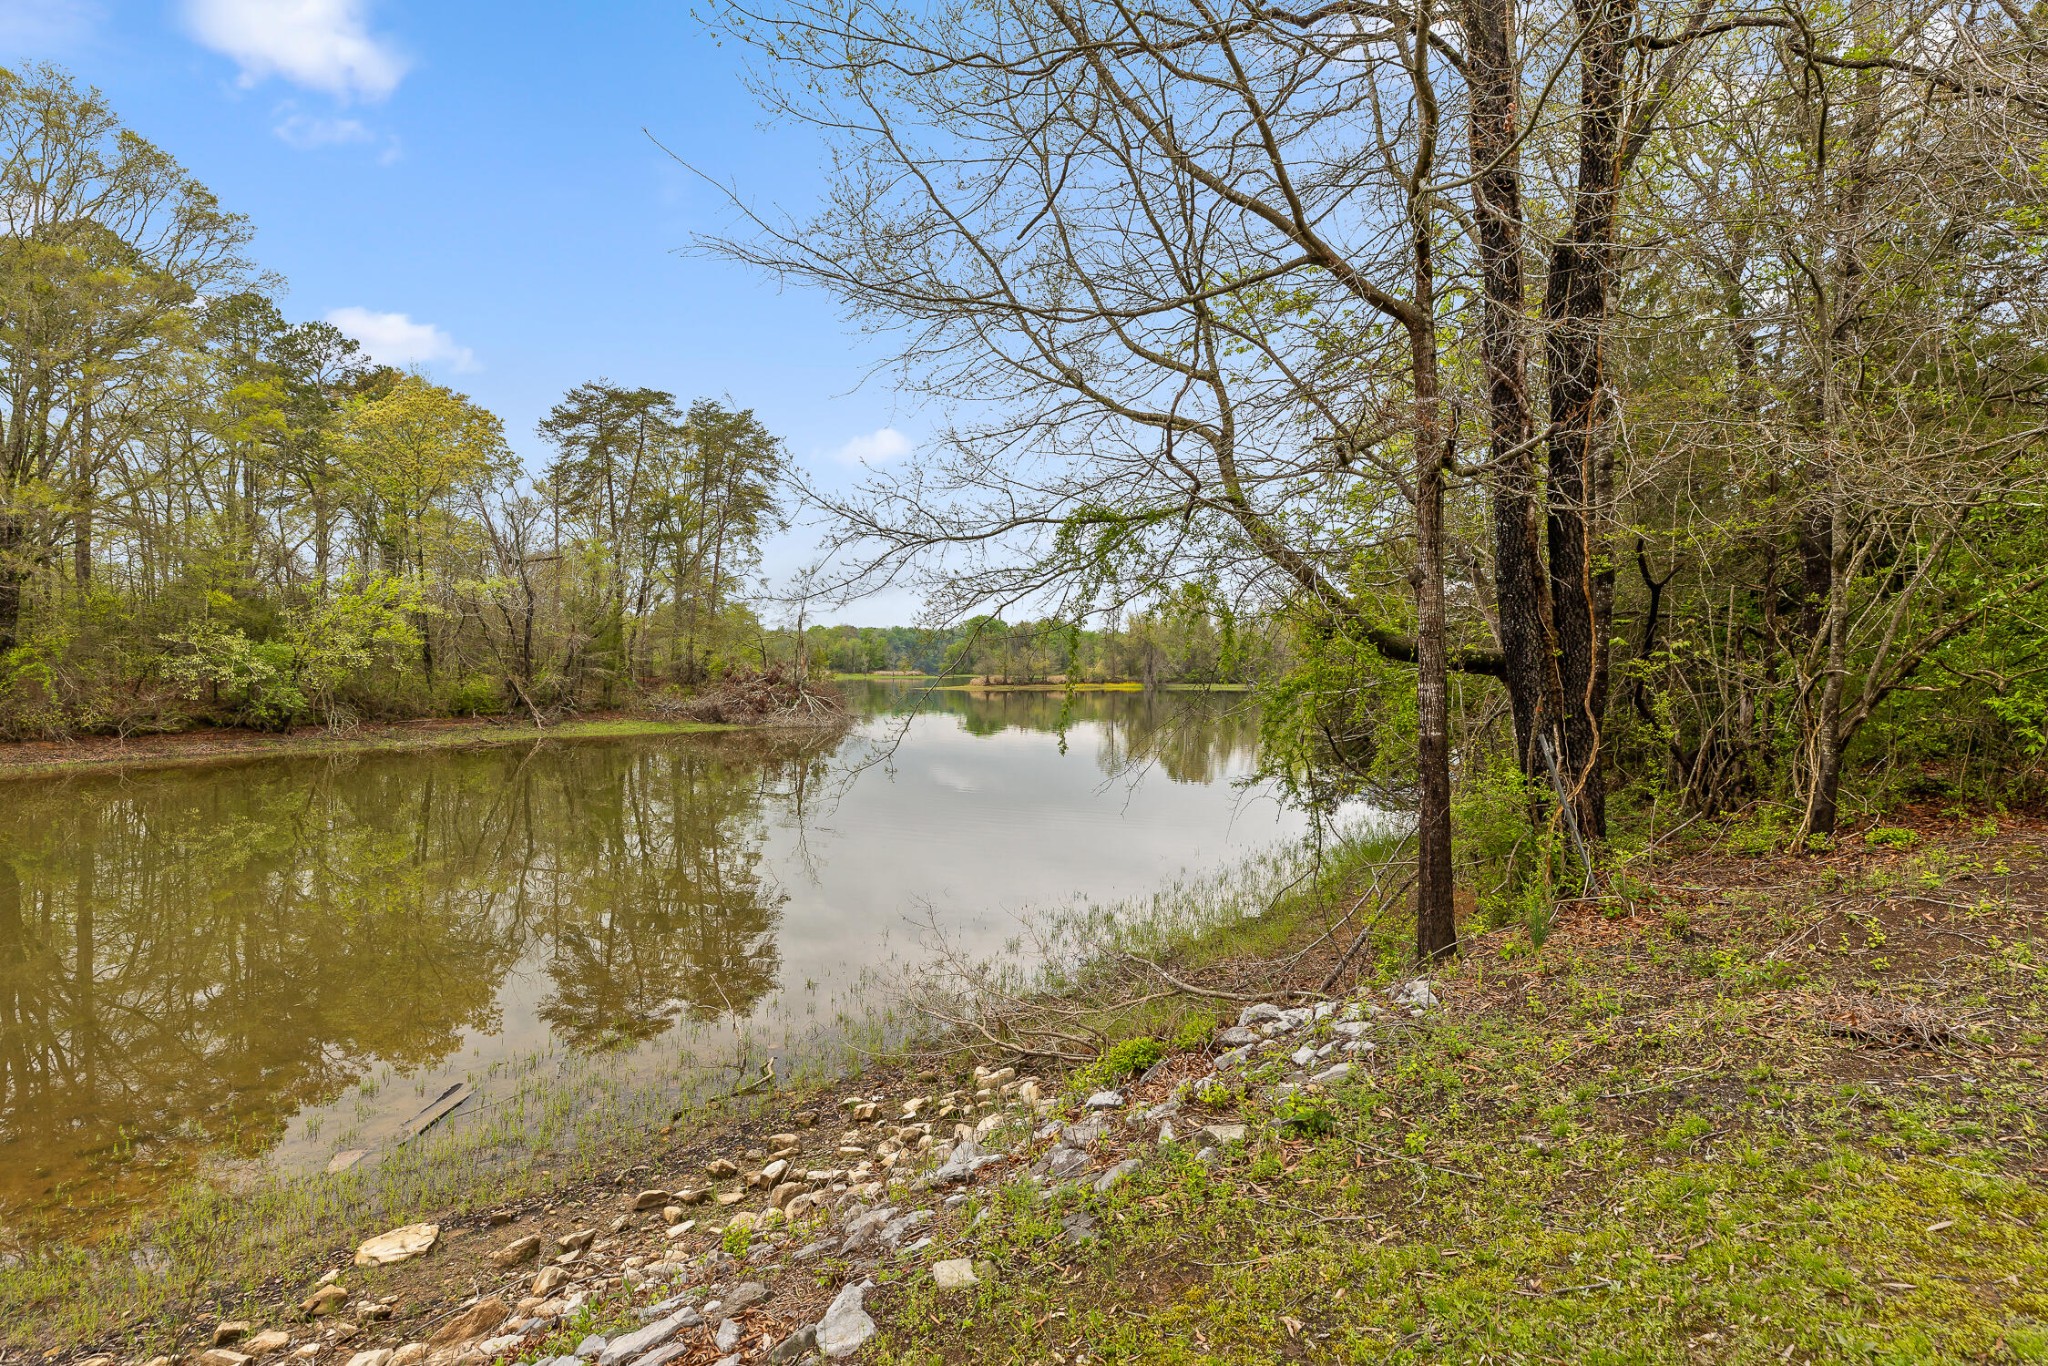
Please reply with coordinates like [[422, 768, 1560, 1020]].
[[0, 683, 1319, 1241]]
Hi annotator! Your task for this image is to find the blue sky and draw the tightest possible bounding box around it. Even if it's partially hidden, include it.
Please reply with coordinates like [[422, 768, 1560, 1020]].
[[0, 0, 922, 622]]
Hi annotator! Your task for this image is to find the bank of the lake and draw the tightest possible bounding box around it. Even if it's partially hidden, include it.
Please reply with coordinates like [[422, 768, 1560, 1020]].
[[10, 809, 2046, 1362], [0, 714, 745, 782]]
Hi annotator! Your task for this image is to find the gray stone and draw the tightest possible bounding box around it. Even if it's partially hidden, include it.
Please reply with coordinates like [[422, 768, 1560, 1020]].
[[1290, 1045, 1317, 1068], [575, 1337, 608, 1357], [878, 1209, 932, 1248], [1309, 1062, 1354, 1087], [726, 1281, 770, 1311], [596, 1308, 704, 1366], [1199, 1123, 1247, 1144], [1215, 1026, 1259, 1047], [1040, 1146, 1089, 1180], [1084, 1090, 1124, 1109], [1063, 1122, 1104, 1146], [1390, 978, 1439, 1010], [1214, 1046, 1252, 1071], [932, 1257, 979, 1290], [714, 1320, 741, 1352], [766, 1325, 817, 1364], [1061, 1211, 1099, 1244], [898, 1234, 934, 1256], [816, 1279, 876, 1359], [1332, 1020, 1371, 1039], [1237, 1002, 1283, 1027], [925, 1134, 1002, 1186], [1093, 1158, 1142, 1192], [627, 1347, 691, 1366]]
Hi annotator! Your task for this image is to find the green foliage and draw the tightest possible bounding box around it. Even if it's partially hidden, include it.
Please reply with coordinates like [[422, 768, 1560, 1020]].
[[1074, 1036, 1166, 1094], [1864, 826, 1919, 849]]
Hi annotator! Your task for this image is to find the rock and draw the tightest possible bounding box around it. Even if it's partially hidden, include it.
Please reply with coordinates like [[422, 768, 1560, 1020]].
[[785, 1192, 820, 1219], [475, 1336, 524, 1360], [1061, 1211, 1099, 1244], [1290, 1045, 1317, 1068], [1215, 1026, 1259, 1047], [531, 1265, 568, 1297], [596, 1308, 704, 1366], [706, 1158, 740, 1178], [715, 1191, 746, 1205], [676, 1186, 711, 1205], [752, 1158, 790, 1188], [767, 1132, 800, 1150], [342, 1353, 388, 1366], [714, 1319, 741, 1352], [1332, 1020, 1371, 1039], [924, 1134, 1002, 1187], [1198, 1123, 1247, 1145], [632, 1189, 671, 1211], [1278, 1007, 1313, 1031], [389, 1345, 427, 1366], [301, 1285, 349, 1316], [766, 1326, 818, 1364], [1014, 1080, 1042, 1104], [329, 1324, 360, 1344], [244, 1331, 291, 1357], [353, 1223, 439, 1267], [1040, 1146, 1090, 1180], [879, 1209, 933, 1248], [932, 1257, 980, 1290], [427, 1297, 509, 1347], [492, 1234, 541, 1267], [214, 1323, 252, 1346], [665, 1219, 697, 1239], [558, 1227, 597, 1252], [816, 1280, 876, 1359], [199, 1352, 252, 1366], [726, 1281, 770, 1311], [1084, 1090, 1123, 1109], [1094, 1158, 1142, 1192], [1214, 1046, 1252, 1071], [1390, 978, 1439, 1010], [1238, 1002, 1283, 1027], [1309, 1062, 1354, 1086], [576, 1335, 609, 1357]]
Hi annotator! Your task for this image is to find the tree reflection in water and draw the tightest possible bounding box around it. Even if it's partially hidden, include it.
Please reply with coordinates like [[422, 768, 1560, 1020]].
[[0, 729, 829, 1235]]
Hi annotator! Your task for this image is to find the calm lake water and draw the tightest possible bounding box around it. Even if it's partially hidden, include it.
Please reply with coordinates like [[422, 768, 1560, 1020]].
[[0, 684, 1316, 1238]]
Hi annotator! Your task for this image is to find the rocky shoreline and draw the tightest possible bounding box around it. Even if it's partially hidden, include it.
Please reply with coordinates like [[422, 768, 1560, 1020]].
[[70, 981, 1432, 1366]]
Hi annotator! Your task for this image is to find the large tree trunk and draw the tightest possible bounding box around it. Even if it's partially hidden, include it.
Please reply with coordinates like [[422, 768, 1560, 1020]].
[[1465, 0, 1564, 782], [1542, 0, 1635, 840], [1411, 213, 1457, 962], [0, 517, 25, 652]]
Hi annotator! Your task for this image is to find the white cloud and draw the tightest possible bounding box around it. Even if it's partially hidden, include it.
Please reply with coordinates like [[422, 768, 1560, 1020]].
[[273, 111, 373, 149], [326, 307, 478, 373], [183, 0, 407, 101], [829, 427, 914, 465], [0, 0, 101, 50]]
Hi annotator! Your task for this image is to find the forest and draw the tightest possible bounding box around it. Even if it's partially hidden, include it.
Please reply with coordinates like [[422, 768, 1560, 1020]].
[[710, 0, 2048, 956], [0, 65, 786, 737]]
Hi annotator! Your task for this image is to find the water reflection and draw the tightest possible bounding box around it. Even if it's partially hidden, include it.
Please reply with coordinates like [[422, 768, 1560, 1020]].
[[0, 686, 1280, 1236]]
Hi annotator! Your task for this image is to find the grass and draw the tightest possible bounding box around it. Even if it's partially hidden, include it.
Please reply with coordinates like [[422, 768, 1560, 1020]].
[[848, 813, 2048, 1363]]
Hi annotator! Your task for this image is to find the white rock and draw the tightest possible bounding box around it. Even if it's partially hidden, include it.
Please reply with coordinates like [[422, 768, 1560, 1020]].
[[1389, 979, 1439, 1009], [353, 1224, 439, 1267], [1085, 1090, 1124, 1109], [1290, 1046, 1317, 1068], [597, 1308, 703, 1366], [816, 1280, 877, 1359], [1237, 1003, 1283, 1027], [1309, 1062, 1354, 1086], [932, 1258, 980, 1290], [1199, 1123, 1247, 1145]]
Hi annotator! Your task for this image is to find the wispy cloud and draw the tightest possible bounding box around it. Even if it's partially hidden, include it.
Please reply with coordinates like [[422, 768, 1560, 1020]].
[[829, 427, 913, 465], [273, 110, 372, 149], [326, 307, 478, 373], [0, 0, 102, 51], [183, 0, 407, 101]]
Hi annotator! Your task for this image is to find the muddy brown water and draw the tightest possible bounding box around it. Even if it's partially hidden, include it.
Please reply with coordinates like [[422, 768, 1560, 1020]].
[[0, 684, 1322, 1238]]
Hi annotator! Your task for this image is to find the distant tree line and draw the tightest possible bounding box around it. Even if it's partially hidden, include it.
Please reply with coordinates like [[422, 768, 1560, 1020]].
[[0, 66, 784, 736], [793, 587, 1288, 685]]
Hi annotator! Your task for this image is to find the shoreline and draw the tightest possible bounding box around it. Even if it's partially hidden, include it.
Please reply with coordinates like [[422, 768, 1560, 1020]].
[[8, 810, 2043, 1359], [0, 714, 750, 782]]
